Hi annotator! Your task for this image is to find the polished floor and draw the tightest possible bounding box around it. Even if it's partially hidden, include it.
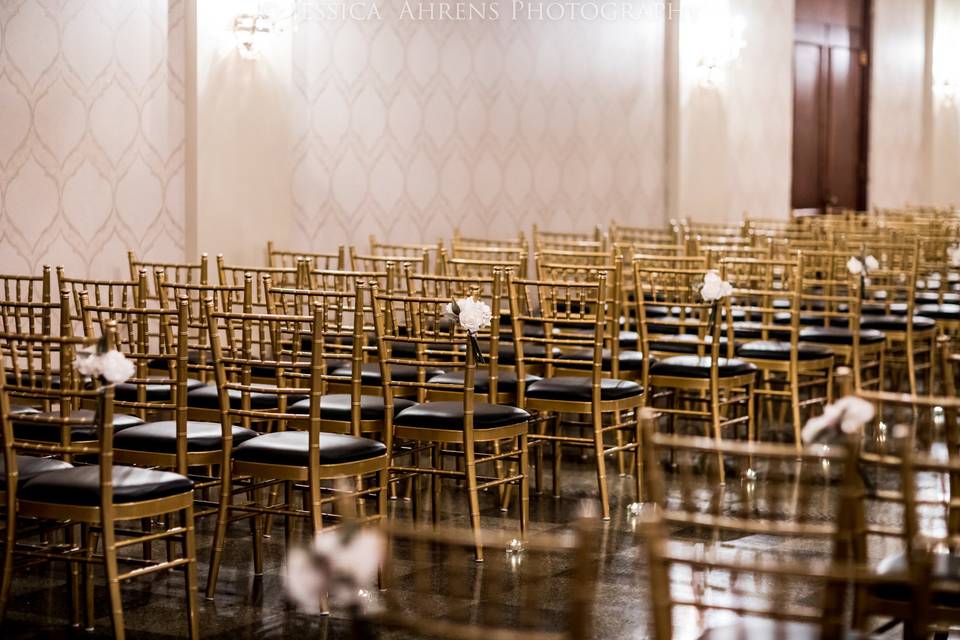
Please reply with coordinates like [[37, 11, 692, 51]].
[[0, 448, 920, 639]]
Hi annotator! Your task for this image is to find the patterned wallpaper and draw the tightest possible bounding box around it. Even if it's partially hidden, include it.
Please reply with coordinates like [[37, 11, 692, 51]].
[[0, 0, 186, 279], [286, 1, 666, 250]]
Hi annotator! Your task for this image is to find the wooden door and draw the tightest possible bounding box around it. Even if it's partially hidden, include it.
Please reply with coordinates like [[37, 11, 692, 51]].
[[791, 0, 870, 212]]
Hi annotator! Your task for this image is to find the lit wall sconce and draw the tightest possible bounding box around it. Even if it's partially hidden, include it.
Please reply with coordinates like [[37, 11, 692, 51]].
[[685, 1, 747, 88], [234, 13, 275, 59]]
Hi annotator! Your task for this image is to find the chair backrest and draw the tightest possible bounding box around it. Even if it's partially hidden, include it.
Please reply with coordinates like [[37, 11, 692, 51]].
[[56, 266, 147, 335], [303, 267, 391, 293], [216, 254, 301, 300], [638, 408, 858, 638], [505, 273, 606, 403], [372, 521, 598, 640], [368, 237, 442, 272], [532, 224, 606, 252], [0, 266, 53, 336], [441, 253, 526, 280], [127, 251, 208, 301], [720, 254, 803, 348], [265, 241, 344, 271]]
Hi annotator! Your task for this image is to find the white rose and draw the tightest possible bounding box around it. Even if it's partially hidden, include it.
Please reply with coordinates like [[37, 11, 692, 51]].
[[949, 245, 960, 268], [447, 297, 492, 334], [284, 547, 325, 613], [800, 396, 875, 444], [847, 256, 864, 276], [699, 270, 732, 302], [864, 255, 879, 273], [74, 349, 101, 378], [97, 350, 136, 384]]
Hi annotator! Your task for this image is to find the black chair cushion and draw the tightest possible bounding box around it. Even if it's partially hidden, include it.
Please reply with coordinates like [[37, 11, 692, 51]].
[[187, 384, 297, 410], [648, 334, 728, 355], [495, 342, 561, 365], [861, 301, 909, 316], [525, 376, 642, 402], [859, 315, 936, 331], [8, 404, 39, 414], [730, 321, 791, 341], [649, 356, 757, 379], [231, 431, 386, 466], [114, 377, 205, 402], [394, 401, 530, 430], [13, 410, 144, 443], [618, 330, 639, 347], [773, 312, 849, 327], [698, 619, 850, 640], [113, 420, 259, 454], [5, 372, 61, 388], [916, 303, 960, 320], [19, 465, 193, 506], [869, 550, 960, 606], [288, 394, 416, 421], [426, 370, 542, 394], [736, 341, 834, 361], [799, 326, 887, 345], [0, 455, 73, 486], [564, 349, 645, 371], [916, 291, 960, 304], [329, 362, 445, 386]]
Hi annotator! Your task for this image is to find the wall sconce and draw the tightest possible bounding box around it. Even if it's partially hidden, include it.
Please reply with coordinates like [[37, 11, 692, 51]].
[[685, 1, 747, 88], [234, 13, 275, 59]]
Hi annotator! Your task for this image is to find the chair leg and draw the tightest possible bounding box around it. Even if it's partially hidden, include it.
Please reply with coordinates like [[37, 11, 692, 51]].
[[101, 520, 126, 640], [141, 517, 153, 561], [614, 410, 625, 476], [0, 491, 16, 623], [83, 525, 98, 630], [633, 408, 643, 502], [431, 444, 441, 527], [552, 413, 562, 499], [67, 523, 81, 627], [519, 432, 529, 538], [250, 488, 264, 577], [464, 438, 484, 562], [182, 505, 200, 640], [790, 375, 802, 452], [205, 465, 233, 599], [593, 409, 610, 520], [711, 385, 725, 485]]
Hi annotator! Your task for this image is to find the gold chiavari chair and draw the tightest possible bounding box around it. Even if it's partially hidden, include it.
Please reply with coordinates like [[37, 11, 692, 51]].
[[636, 408, 877, 640], [371, 520, 598, 640], [349, 253, 413, 288], [441, 253, 526, 281], [0, 324, 198, 639], [508, 272, 643, 519], [302, 265, 391, 295], [369, 236, 443, 272], [356, 244, 429, 276], [786, 250, 887, 393], [634, 265, 756, 483], [56, 266, 146, 335], [369, 281, 530, 559], [722, 254, 834, 449], [0, 266, 53, 336], [532, 224, 606, 253], [451, 229, 527, 251], [203, 300, 388, 598], [216, 253, 301, 296], [608, 222, 679, 246], [127, 251, 208, 303], [265, 241, 345, 271]]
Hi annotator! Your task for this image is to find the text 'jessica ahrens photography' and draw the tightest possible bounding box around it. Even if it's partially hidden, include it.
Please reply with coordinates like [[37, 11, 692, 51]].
[[294, 1, 687, 22]]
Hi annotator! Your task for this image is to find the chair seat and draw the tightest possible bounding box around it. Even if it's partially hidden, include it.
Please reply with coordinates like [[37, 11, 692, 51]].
[[13, 410, 144, 443], [0, 455, 73, 486], [859, 315, 936, 331], [329, 362, 445, 386], [114, 377, 205, 402], [736, 340, 834, 361], [916, 291, 960, 304], [799, 326, 887, 345], [698, 619, 861, 640], [649, 356, 756, 379], [426, 370, 542, 394], [231, 431, 387, 466], [916, 303, 960, 320], [564, 349, 645, 371], [5, 372, 61, 388], [773, 312, 848, 327], [494, 342, 561, 365], [187, 384, 295, 410], [113, 420, 259, 454], [861, 301, 909, 316], [730, 321, 790, 341], [19, 465, 193, 506], [869, 550, 960, 606], [525, 376, 642, 402], [618, 330, 639, 347], [288, 394, 416, 421], [8, 404, 39, 414], [394, 401, 530, 430], [648, 334, 728, 355]]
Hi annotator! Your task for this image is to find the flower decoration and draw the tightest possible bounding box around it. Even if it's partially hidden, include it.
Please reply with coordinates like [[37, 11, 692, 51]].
[[800, 396, 875, 444], [699, 270, 733, 303], [74, 348, 135, 384], [444, 297, 492, 334], [848, 255, 879, 276], [864, 255, 880, 273], [948, 245, 960, 268], [284, 527, 385, 613]]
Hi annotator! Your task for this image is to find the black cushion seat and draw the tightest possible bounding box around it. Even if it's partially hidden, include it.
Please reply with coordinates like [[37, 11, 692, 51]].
[[799, 326, 887, 345], [329, 362, 445, 386], [394, 401, 530, 430], [426, 370, 542, 394], [288, 394, 416, 421], [861, 301, 909, 316], [13, 410, 144, 443], [525, 376, 642, 402], [867, 550, 960, 606], [916, 303, 960, 320], [231, 431, 386, 466], [563, 349, 645, 371], [8, 404, 39, 414], [916, 291, 960, 304], [736, 340, 834, 361], [494, 342, 561, 365], [649, 356, 756, 379], [19, 465, 193, 506], [0, 455, 73, 486], [5, 372, 61, 388], [730, 321, 790, 341], [187, 384, 298, 410], [114, 377, 205, 402], [113, 420, 259, 454], [859, 315, 936, 331], [648, 334, 728, 355], [698, 619, 857, 640], [773, 312, 848, 327]]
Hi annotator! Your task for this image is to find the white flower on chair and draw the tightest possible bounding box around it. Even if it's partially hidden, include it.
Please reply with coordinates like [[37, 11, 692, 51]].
[[800, 396, 875, 444], [948, 245, 960, 268], [699, 270, 733, 303], [444, 297, 492, 334], [74, 348, 135, 384], [847, 256, 864, 276]]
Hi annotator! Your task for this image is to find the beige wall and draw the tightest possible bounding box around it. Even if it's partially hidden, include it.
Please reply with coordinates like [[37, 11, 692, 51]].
[[929, 0, 960, 206], [0, 0, 186, 278], [676, 0, 795, 223]]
